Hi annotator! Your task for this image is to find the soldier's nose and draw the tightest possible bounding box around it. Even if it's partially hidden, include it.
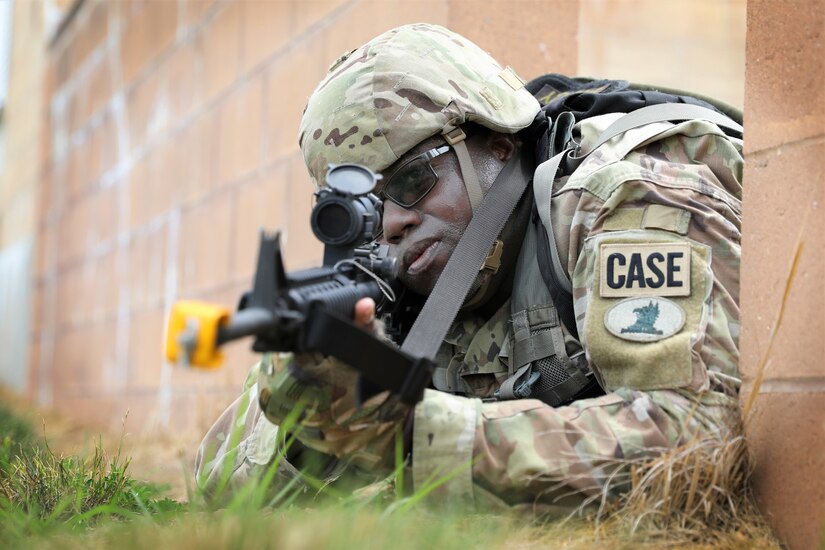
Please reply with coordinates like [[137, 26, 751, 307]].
[[383, 200, 420, 244]]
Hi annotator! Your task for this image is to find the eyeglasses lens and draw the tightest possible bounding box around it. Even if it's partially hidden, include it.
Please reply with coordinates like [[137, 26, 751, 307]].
[[382, 145, 449, 208], [385, 158, 438, 207]]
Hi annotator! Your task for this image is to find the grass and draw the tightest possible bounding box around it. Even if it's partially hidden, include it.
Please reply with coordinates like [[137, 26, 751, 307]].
[[0, 401, 512, 549], [598, 415, 780, 549], [0, 399, 783, 549], [0, 403, 179, 542]]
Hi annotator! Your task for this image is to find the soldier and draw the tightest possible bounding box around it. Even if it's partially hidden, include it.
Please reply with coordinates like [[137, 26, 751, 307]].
[[195, 23, 743, 513]]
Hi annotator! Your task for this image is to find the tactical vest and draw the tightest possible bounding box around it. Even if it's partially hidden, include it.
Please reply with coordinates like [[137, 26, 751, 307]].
[[431, 75, 743, 407]]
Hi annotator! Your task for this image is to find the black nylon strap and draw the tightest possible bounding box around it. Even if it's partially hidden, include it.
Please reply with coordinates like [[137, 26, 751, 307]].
[[531, 371, 591, 407], [401, 152, 532, 360]]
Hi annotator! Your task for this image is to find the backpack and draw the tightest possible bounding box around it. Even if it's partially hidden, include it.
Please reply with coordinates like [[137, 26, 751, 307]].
[[529, 74, 742, 344], [494, 75, 743, 406]]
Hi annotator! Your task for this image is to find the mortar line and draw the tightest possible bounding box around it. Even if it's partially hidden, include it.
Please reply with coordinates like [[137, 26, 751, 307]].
[[757, 376, 825, 394], [746, 134, 825, 160]]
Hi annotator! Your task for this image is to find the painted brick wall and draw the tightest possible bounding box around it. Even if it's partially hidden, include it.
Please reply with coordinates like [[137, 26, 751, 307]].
[[32, 0, 579, 437], [578, 0, 746, 109], [740, 1, 825, 548]]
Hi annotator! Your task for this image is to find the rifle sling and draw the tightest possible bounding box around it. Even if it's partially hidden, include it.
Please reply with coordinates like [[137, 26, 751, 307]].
[[401, 150, 532, 361]]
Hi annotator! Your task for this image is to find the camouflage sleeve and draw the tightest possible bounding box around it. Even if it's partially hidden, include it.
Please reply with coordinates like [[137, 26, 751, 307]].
[[194, 360, 342, 500], [411, 115, 743, 512], [412, 386, 735, 512], [558, 116, 742, 394], [255, 351, 408, 473]]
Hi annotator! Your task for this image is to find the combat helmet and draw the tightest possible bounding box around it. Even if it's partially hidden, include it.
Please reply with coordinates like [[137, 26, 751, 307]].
[[299, 23, 541, 212]]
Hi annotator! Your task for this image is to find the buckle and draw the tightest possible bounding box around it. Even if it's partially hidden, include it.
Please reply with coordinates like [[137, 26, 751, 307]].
[[481, 239, 504, 274], [443, 126, 467, 145]]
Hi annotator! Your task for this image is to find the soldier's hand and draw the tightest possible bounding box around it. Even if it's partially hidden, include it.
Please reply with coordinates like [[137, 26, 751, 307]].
[[256, 296, 404, 471], [354, 297, 384, 337], [354, 297, 375, 326]]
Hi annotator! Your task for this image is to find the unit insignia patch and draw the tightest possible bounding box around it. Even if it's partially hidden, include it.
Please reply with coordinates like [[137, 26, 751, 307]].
[[604, 296, 686, 343]]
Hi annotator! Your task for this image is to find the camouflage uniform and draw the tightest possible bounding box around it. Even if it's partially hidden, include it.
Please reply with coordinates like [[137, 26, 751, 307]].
[[196, 24, 742, 514]]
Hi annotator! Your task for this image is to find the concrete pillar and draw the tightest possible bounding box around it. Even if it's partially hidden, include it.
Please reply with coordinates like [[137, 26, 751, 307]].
[[741, 1, 825, 548]]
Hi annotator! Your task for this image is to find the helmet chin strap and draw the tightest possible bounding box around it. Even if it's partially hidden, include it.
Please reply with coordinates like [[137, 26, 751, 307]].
[[441, 124, 514, 310], [442, 125, 484, 213]]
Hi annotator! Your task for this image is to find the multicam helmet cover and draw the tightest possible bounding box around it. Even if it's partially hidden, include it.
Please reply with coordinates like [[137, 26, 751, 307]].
[[298, 23, 541, 188]]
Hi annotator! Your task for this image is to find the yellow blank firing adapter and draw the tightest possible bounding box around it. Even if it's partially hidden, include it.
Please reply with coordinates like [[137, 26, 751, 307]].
[[165, 301, 231, 368]]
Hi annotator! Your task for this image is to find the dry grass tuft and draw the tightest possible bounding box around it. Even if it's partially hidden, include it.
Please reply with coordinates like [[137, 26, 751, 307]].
[[593, 414, 782, 548]]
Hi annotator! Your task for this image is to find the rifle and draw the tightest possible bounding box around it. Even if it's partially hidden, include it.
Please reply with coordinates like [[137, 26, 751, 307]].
[[164, 164, 434, 406]]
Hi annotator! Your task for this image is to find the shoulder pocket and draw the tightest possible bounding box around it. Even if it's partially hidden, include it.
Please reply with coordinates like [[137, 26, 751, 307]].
[[580, 230, 712, 391]]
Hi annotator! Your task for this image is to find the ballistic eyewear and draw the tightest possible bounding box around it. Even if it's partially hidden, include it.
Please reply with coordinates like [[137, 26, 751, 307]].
[[378, 145, 451, 208]]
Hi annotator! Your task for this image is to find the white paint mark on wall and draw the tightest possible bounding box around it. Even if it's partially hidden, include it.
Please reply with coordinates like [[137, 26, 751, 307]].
[[0, 238, 33, 392], [158, 207, 180, 427]]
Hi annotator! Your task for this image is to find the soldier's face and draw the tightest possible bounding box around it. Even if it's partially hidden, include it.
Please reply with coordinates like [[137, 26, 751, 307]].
[[379, 136, 474, 295], [380, 132, 515, 295]]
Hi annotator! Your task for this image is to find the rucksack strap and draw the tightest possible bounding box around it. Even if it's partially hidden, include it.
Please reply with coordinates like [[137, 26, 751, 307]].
[[571, 103, 743, 164], [533, 148, 574, 291], [532, 146, 579, 338]]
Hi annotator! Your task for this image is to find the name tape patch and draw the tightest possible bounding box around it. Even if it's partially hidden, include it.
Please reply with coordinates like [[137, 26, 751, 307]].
[[599, 242, 691, 298]]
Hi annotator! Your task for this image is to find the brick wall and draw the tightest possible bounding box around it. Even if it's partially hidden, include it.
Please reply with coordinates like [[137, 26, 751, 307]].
[[740, 1, 825, 548], [578, 0, 746, 108], [32, 0, 580, 436]]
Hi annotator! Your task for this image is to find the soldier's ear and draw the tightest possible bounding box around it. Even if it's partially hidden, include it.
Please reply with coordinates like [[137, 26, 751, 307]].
[[487, 133, 516, 163]]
